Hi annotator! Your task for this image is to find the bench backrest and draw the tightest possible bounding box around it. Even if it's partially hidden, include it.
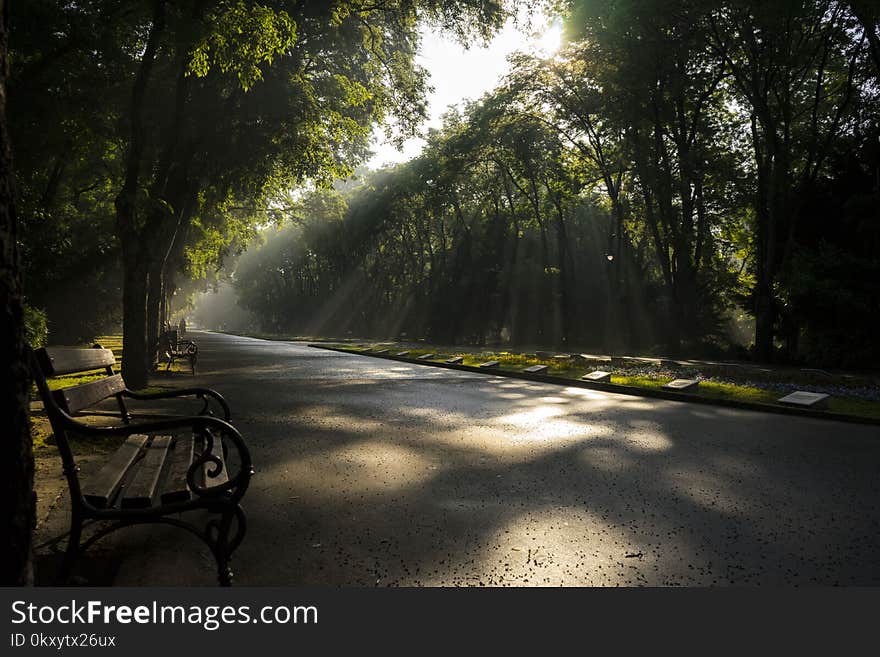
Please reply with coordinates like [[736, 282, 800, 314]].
[[34, 346, 116, 376], [29, 344, 131, 500], [30, 344, 130, 425], [33, 346, 126, 413]]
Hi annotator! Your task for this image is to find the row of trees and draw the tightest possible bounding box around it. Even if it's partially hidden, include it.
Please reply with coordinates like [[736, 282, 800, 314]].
[[233, 0, 880, 365], [11, 0, 508, 388], [3, 0, 510, 583]]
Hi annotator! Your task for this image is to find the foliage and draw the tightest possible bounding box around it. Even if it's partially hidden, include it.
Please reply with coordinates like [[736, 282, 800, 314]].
[[187, 2, 297, 90], [230, 0, 880, 366], [22, 305, 48, 348], [10, 0, 880, 367], [9, 0, 514, 379]]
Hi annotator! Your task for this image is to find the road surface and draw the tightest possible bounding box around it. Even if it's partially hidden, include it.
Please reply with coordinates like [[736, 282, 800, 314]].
[[100, 331, 880, 585]]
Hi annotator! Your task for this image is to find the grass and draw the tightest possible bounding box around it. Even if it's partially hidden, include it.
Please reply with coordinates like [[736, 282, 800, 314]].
[[608, 374, 879, 418], [613, 375, 780, 403], [349, 344, 587, 377], [826, 397, 880, 419], [31, 417, 55, 451], [327, 342, 880, 421]]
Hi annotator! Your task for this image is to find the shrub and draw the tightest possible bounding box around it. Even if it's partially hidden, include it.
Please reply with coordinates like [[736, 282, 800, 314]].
[[24, 304, 48, 347]]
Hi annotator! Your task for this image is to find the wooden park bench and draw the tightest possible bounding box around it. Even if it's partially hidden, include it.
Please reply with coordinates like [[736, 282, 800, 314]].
[[29, 344, 253, 586], [161, 328, 198, 374]]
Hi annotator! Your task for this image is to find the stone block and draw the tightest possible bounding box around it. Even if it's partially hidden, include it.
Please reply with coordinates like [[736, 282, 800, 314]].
[[778, 391, 830, 409], [662, 378, 699, 392]]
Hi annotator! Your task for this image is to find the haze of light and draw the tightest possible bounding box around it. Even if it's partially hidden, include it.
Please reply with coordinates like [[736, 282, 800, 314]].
[[367, 16, 563, 168]]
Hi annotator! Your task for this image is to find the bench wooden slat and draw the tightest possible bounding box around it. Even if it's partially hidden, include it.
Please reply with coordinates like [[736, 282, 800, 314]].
[[82, 434, 149, 508], [159, 436, 195, 504], [52, 374, 125, 414], [201, 434, 229, 490], [36, 347, 116, 376], [122, 436, 172, 509]]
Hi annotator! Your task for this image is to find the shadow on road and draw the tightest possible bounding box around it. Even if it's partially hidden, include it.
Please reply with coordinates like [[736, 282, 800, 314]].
[[43, 332, 880, 586]]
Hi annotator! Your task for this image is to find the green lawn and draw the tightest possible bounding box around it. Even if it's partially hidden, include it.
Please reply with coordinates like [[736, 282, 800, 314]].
[[330, 343, 880, 421]]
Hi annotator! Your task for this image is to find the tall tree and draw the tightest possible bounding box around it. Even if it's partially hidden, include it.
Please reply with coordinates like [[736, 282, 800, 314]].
[[848, 0, 880, 77], [708, 0, 866, 360], [0, 0, 35, 585]]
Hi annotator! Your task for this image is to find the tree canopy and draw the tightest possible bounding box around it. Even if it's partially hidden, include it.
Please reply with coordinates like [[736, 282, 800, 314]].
[[228, 0, 880, 366], [10, 0, 880, 370], [10, 0, 509, 386]]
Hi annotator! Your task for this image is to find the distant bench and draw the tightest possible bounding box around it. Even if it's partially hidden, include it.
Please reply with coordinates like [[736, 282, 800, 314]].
[[162, 329, 198, 374], [29, 343, 253, 585]]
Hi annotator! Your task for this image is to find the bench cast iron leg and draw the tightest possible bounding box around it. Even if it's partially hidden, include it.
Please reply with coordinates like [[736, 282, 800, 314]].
[[214, 508, 235, 587], [212, 503, 247, 587], [56, 517, 82, 585]]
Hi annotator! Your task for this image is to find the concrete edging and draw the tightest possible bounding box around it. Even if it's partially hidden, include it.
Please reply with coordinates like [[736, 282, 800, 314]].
[[308, 344, 880, 427]]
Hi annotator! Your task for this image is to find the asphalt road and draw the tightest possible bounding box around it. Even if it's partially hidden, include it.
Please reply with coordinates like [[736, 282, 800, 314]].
[[109, 331, 880, 586]]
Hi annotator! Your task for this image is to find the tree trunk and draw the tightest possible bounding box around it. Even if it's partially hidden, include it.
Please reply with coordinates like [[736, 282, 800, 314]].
[[526, 175, 552, 344], [121, 255, 150, 389], [850, 2, 880, 78], [0, 0, 35, 585], [754, 280, 775, 362], [551, 192, 571, 348], [146, 258, 163, 368], [114, 0, 166, 391], [750, 111, 776, 363]]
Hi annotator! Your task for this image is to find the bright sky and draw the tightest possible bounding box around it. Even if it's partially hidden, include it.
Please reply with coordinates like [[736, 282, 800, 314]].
[[367, 14, 563, 168]]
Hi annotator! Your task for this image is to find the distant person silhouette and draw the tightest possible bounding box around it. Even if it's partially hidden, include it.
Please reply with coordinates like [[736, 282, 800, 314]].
[[178, 317, 186, 337]]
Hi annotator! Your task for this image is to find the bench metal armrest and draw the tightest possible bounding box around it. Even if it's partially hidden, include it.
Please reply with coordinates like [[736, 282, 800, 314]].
[[63, 413, 253, 502], [122, 387, 231, 421]]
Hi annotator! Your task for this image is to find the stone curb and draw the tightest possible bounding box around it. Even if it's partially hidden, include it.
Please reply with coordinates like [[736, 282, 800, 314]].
[[308, 344, 880, 427]]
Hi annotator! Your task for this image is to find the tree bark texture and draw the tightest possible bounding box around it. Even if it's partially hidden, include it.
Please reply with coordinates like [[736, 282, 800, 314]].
[[0, 0, 36, 586]]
